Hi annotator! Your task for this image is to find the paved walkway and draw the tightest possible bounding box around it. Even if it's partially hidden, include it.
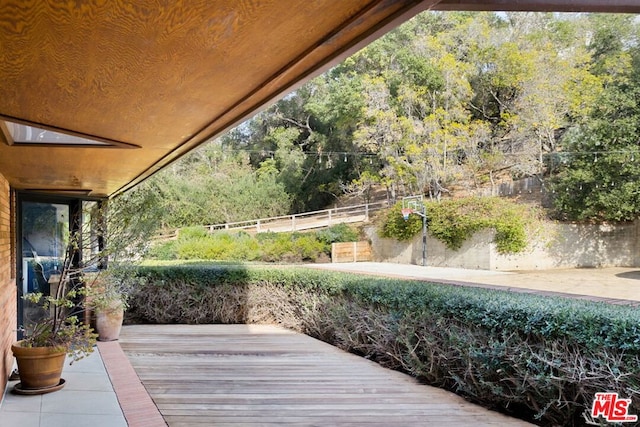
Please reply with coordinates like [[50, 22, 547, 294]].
[[0, 346, 127, 427], [307, 263, 640, 305], [0, 341, 164, 427]]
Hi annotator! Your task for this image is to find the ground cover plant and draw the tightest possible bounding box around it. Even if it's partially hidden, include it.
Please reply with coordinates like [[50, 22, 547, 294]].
[[126, 264, 640, 426]]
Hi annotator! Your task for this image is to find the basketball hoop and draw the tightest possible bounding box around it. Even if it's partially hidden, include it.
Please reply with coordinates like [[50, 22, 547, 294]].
[[402, 194, 427, 266], [401, 208, 413, 221]]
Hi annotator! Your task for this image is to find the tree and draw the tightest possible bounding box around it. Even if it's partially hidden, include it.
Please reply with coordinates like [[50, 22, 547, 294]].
[[466, 13, 589, 179], [144, 11, 640, 224], [149, 145, 291, 228], [106, 180, 165, 260], [353, 13, 497, 200], [550, 14, 640, 221]]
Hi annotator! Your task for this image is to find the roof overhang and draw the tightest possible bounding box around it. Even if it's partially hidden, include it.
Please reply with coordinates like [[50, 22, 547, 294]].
[[0, 1, 637, 198]]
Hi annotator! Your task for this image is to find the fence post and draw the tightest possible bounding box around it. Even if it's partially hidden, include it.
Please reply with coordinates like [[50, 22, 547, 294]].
[[292, 215, 296, 231], [365, 203, 369, 220], [328, 210, 332, 226], [256, 220, 261, 233]]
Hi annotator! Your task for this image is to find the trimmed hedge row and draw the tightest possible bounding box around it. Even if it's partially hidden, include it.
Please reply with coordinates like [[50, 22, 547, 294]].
[[125, 264, 640, 426]]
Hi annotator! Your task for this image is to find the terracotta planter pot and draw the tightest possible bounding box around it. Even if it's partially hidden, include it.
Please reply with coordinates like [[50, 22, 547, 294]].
[[11, 341, 66, 390], [96, 303, 124, 341]]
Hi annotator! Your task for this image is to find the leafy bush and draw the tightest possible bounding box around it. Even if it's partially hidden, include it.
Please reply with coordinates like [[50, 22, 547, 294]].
[[379, 196, 538, 253], [378, 203, 423, 241], [128, 264, 639, 427], [147, 240, 178, 260], [315, 223, 360, 245], [178, 226, 209, 239], [148, 224, 360, 262], [291, 233, 327, 261], [257, 232, 295, 262]]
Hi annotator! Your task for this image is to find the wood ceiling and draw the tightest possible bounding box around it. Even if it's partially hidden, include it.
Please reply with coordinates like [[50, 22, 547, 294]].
[[0, 1, 637, 198]]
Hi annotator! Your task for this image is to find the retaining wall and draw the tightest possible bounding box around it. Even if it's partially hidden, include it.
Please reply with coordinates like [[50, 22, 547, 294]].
[[367, 220, 640, 270]]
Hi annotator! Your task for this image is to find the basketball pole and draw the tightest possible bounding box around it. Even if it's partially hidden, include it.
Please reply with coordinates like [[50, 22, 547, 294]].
[[421, 204, 426, 267], [409, 205, 426, 267], [402, 196, 427, 267]]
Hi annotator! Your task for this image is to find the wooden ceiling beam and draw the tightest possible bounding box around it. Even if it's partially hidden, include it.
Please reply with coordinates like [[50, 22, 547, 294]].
[[0, 0, 638, 198], [113, 0, 438, 196]]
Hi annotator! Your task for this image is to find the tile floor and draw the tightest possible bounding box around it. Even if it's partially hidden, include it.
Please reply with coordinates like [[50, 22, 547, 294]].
[[0, 346, 127, 427]]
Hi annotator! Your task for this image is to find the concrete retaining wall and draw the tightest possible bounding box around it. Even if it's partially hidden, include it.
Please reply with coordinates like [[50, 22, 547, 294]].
[[366, 220, 640, 270]]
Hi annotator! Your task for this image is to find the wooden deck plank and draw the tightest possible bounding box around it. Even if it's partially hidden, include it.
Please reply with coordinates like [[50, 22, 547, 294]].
[[161, 415, 517, 426], [119, 324, 534, 426]]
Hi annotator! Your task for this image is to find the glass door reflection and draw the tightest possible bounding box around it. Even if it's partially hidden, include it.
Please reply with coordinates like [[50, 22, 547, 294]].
[[20, 202, 70, 334]]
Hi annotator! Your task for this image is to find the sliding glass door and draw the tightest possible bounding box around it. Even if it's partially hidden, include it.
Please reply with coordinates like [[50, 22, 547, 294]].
[[18, 199, 73, 339], [17, 195, 106, 339]]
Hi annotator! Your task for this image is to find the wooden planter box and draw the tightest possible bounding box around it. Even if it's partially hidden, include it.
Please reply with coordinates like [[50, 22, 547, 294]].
[[331, 241, 372, 263]]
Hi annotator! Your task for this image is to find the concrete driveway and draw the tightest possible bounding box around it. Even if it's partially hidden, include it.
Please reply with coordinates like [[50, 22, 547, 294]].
[[307, 262, 640, 306]]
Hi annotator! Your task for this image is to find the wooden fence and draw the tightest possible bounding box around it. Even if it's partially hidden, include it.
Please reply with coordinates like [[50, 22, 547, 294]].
[[155, 201, 389, 241]]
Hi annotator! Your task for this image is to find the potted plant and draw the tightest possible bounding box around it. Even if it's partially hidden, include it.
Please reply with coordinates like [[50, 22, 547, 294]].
[[12, 257, 97, 394], [86, 272, 131, 341], [12, 189, 160, 393]]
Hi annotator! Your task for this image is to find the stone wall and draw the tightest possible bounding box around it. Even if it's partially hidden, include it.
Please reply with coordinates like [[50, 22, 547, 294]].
[[367, 220, 640, 270], [0, 174, 14, 393]]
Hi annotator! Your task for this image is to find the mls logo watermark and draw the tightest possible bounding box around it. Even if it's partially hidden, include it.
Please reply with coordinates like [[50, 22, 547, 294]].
[[586, 392, 638, 424]]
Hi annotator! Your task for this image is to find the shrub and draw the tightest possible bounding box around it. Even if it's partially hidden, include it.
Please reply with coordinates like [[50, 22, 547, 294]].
[[227, 232, 262, 260], [147, 240, 178, 260], [379, 196, 538, 254], [148, 224, 360, 262], [379, 203, 423, 241], [128, 264, 640, 426], [291, 233, 327, 261], [257, 232, 296, 262], [315, 223, 360, 245], [178, 226, 209, 239]]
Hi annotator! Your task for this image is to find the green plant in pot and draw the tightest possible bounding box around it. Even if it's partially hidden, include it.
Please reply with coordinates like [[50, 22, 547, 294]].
[[12, 260, 98, 393], [81, 185, 162, 341], [13, 186, 161, 393], [86, 272, 131, 341]]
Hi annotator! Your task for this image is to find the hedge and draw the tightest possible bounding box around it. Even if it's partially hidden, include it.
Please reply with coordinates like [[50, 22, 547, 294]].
[[124, 264, 640, 426]]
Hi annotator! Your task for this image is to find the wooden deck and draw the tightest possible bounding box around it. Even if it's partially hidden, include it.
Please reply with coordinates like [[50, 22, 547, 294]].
[[118, 324, 534, 426]]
